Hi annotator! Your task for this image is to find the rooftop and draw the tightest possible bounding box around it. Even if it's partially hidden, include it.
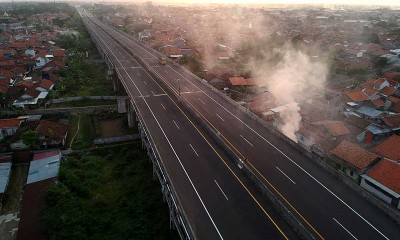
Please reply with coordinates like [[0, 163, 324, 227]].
[[27, 149, 61, 184], [366, 159, 400, 195], [346, 90, 369, 102], [372, 135, 400, 161], [381, 114, 400, 129], [331, 140, 379, 170], [313, 120, 350, 137], [0, 118, 21, 128], [0, 162, 11, 194]]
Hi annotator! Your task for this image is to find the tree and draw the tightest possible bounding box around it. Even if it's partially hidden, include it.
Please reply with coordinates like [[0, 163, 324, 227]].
[[21, 130, 39, 149]]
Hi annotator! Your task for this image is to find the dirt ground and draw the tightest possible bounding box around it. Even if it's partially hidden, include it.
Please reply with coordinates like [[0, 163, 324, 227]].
[[98, 117, 131, 138]]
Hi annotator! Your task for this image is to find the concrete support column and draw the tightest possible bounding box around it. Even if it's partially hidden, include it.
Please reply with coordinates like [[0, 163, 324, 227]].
[[127, 100, 136, 128]]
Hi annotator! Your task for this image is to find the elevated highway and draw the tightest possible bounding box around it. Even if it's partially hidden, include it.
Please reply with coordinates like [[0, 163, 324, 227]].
[[79, 8, 400, 240]]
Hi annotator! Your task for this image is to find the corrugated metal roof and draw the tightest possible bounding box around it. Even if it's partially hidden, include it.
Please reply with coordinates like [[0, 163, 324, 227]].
[[355, 105, 383, 118], [0, 162, 12, 193], [27, 151, 61, 184]]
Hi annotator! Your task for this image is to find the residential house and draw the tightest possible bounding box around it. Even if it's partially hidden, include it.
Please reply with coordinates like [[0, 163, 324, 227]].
[[35, 79, 54, 92], [380, 114, 400, 133], [360, 159, 400, 210], [330, 140, 380, 182], [36, 120, 68, 148], [0, 118, 21, 140], [13, 87, 47, 109], [357, 123, 392, 143], [372, 134, 400, 161]]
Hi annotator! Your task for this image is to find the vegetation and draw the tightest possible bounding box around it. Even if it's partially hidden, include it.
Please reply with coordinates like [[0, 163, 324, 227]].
[[43, 144, 179, 240], [179, 55, 206, 78], [8, 3, 74, 16], [53, 10, 114, 98], [21, 130, 38, 149], [72, 114, 92, 150]]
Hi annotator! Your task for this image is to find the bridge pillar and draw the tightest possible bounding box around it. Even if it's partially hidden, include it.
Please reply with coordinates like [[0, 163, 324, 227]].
[[127, 99, 136, 128]]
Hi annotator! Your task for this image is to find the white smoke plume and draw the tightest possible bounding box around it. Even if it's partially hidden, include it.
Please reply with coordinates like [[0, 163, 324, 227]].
[[252, 47, 328, 141]]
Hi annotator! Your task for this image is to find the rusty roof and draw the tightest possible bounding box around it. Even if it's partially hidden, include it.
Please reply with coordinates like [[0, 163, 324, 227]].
[[331, 140, 379, 170]]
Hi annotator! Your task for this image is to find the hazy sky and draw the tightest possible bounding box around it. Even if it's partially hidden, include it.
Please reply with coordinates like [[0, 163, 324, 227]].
[[160, 0, 400, 6]]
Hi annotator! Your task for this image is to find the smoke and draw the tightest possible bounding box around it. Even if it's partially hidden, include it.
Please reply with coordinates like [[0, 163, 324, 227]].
[[251, 47, 328, 141]]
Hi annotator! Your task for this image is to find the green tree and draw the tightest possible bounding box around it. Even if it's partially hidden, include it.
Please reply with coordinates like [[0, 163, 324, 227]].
[[21, 130, 39, 149]]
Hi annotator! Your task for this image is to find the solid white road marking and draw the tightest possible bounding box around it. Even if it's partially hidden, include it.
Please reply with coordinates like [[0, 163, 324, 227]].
[[276, 167, 296, 184], [173, 120, 180, 130], [198, 98, 205, 105], [216, 114, 224, 122], [240, 135, 254, 147], [189, 144, 199, 157], [214, 180, 229, 200], [333, 218, 358, 240], [161, 103, 166, 110]]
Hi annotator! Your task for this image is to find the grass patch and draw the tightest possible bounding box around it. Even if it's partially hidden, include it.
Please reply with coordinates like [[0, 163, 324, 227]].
[[65, 114, 80, 149], [43, 144, 179, 240], [72, 114, 92, 150]]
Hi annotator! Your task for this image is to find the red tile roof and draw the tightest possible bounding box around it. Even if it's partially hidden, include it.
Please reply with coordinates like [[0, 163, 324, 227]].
[[35, 120, 68, 141], [0, 118, 21, 128], [371, 99, 385, 107], [53, 49, 65, 57], [388, 96, 400, 103], [24, 88, 41, 98], [391, 102, 400, 113], [38, 79, 54, 90], [372, 135, 400, 161], [367, 159, 400, 194], [331, 140, 379, 170], [381, 114, 400, 129], [380, 86, 396, 96], [346, 90, 369, 102]]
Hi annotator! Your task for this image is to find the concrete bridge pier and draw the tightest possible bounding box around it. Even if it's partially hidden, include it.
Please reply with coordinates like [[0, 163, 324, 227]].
[[127, 99, 137, 128]]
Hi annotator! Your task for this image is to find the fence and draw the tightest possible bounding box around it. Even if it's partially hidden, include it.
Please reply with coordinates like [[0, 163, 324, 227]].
[[52, 96, 126, 104], [93, 134, 139, 145]]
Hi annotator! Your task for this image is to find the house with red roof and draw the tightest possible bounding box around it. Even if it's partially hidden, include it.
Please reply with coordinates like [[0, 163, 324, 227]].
[[372, 135, 400, 161], [13, 87, 48, 109], [36, 120, 68, 147], [360, 159, 400, 210], [0, 118, 22, 140], [330, 140, 380, 182], [35, 79, 54, 92]]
